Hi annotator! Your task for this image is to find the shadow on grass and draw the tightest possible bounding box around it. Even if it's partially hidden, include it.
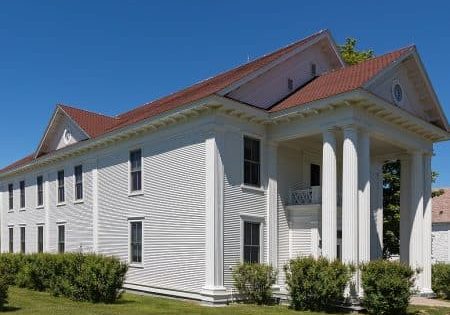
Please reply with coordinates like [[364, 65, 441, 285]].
[[112, 299, 136, 305], [0, 305, 21, 313]]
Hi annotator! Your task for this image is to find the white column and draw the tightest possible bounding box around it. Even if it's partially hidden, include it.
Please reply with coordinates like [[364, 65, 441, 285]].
[[267, 142, 278, 269], [92, 159, 99, 252], [202, 130, 227, 303], [358, 130, 371, 265], [370, 160, 384, 260], [44, 173, 51, 252], [422, 153, 433, 295], [409, 151, 424, 291], [342, 125, 359, 300], [322, 128, 337, 260], [400, 158, 410, 264], [342, 126, 359, 266]]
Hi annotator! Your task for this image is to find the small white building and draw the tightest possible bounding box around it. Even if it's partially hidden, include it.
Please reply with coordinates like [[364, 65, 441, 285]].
[[432, 188, 450, 263], [0, 30, 449, 304]]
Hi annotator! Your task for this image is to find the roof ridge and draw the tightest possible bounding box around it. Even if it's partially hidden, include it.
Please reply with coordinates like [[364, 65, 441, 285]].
[[58, 103, 117, 120], [117, 30, 327, 120]]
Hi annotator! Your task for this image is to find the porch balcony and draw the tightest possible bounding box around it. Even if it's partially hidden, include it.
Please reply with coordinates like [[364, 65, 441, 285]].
[[288, 185, 342, 206]]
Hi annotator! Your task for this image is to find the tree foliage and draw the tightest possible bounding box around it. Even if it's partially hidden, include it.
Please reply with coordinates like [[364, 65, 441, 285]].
[[338, 38, 374, 65]]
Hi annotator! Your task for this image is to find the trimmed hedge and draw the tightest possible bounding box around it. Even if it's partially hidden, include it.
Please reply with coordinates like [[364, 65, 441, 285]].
[[0, 253, 128, 303], [0, 275, 8, 309], [232, 263, 277, 305], [360, 260, 415, 315], [432, 263, 450, 299], [284, 256, 352, 311]]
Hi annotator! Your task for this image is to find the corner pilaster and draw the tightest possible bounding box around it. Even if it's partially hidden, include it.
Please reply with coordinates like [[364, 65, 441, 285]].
[[201, 129, 227, 304]]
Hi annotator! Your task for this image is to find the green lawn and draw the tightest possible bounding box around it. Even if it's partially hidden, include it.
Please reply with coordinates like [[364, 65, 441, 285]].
[[2, 287, 450, 315]]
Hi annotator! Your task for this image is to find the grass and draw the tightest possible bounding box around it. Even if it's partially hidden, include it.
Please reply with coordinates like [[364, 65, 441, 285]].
[[1, 287, 450, 315]]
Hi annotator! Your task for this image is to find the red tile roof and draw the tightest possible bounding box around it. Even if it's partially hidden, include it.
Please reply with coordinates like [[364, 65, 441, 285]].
[[269, 46, 414, 112], [0, 31, 414, 175], [433, 188, 450, 223], [59, 105, 117, 138]]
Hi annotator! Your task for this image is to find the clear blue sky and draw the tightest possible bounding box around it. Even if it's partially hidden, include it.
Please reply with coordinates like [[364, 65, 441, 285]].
[[0, 1, 449, 186]]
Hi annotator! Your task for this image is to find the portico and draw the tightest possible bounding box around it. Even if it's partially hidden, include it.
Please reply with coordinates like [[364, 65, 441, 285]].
[[268, 90, 447, 298]]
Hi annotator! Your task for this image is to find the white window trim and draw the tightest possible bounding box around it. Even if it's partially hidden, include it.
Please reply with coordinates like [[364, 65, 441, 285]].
[[36, 224, 45, 253], [73, 164, 84, 203], [240, 214, 265, 263], [241, 133, 265, 191], [128, 146, 144, 197], [56, 169, 66, 206], [19, 179, 26, 211], [57, 222, 66, 253], [36, 174, 45, 209], [8, 182, 14, 212], [128, 217, 145, 268]]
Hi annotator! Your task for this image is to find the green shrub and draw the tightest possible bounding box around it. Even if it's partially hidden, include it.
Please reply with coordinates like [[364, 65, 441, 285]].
[[0, 253, 24, 285], [232, 263, 277, 305], [432, 263, 450, 299], [360, 260, 415, 315], [0, 275, 8, 309], [0, 253, 128, 303], [284, 256, 352, 311]]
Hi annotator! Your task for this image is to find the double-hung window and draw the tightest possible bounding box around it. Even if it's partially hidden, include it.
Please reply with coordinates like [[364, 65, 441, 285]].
[[20, 226, 26, 253], [58, 225, 65, 253], [37, 176, 44, 207], [243, 221, 261, 263], [8, 184, 13, 210], [19, 180, 25, 208], [130, 149, 142, 192], [130, 221, 143, 264], [8, 227, 13, 253], [57, 170, 65, 203], [37, 226, 44, 253], [74, 165, 83, 201], [243, 136, 261, 187]]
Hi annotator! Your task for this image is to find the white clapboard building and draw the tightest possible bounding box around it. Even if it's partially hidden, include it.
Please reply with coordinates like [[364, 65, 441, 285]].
[[0, 30, 449, 304]]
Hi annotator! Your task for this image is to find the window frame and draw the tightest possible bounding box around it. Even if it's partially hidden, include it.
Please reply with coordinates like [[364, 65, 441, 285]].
[[37, 225, 44, 253], [8, 226, 14, 253], [19, 180, 26, 209], [129, 148, 143, 195], [20, 226, 26, 253], [36, 175, 44, 208], [242, 135, 262, 189], [57, 224, 65, 253], [8, 183, 14, 211], [74, 165, 83, 202], [240, 214, 264, 264], [128, 219, 144, 266], [57, 170, 65, 204]]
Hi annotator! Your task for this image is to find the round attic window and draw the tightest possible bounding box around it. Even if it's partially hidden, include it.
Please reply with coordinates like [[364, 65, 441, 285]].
[[392, 81, 403, 105], [63, 128, 72, 144]]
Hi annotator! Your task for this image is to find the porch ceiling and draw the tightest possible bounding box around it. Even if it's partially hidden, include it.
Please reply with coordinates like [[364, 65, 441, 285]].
[[281, 133, 406, 158]]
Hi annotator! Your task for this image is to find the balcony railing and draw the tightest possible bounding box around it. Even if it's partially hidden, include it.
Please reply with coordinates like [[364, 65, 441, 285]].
[[289, 186, 342, 206], [289, 186, 321, 205]]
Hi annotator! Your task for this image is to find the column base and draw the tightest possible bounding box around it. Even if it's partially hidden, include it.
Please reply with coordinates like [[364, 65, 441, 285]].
[[417, 288, 436, 298], [200, 286, 229, 305]]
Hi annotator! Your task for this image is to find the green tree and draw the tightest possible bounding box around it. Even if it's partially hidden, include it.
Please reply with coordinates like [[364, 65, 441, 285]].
[[338, 38, 374, 65]]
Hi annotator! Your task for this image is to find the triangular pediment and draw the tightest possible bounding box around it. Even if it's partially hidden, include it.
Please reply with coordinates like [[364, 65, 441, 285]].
[[222, 31, 345, 109], [365, 50, 449, 131], [35, 106, 89, 157]]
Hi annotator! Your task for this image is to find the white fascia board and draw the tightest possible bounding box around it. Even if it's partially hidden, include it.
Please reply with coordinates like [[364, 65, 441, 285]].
[[217, 32, 329, 96], [357, 89, 450, 141], [34, 105, 91, 159], [0, 95, 248, 179]]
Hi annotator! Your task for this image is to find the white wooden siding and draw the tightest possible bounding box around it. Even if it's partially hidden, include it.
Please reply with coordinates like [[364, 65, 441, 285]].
[[0, 158, 94, 254], [97, 129, 206, 293], [222, 123, 268, 288], [227, 43, 337, 109], [432, 223, 450, 263]]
